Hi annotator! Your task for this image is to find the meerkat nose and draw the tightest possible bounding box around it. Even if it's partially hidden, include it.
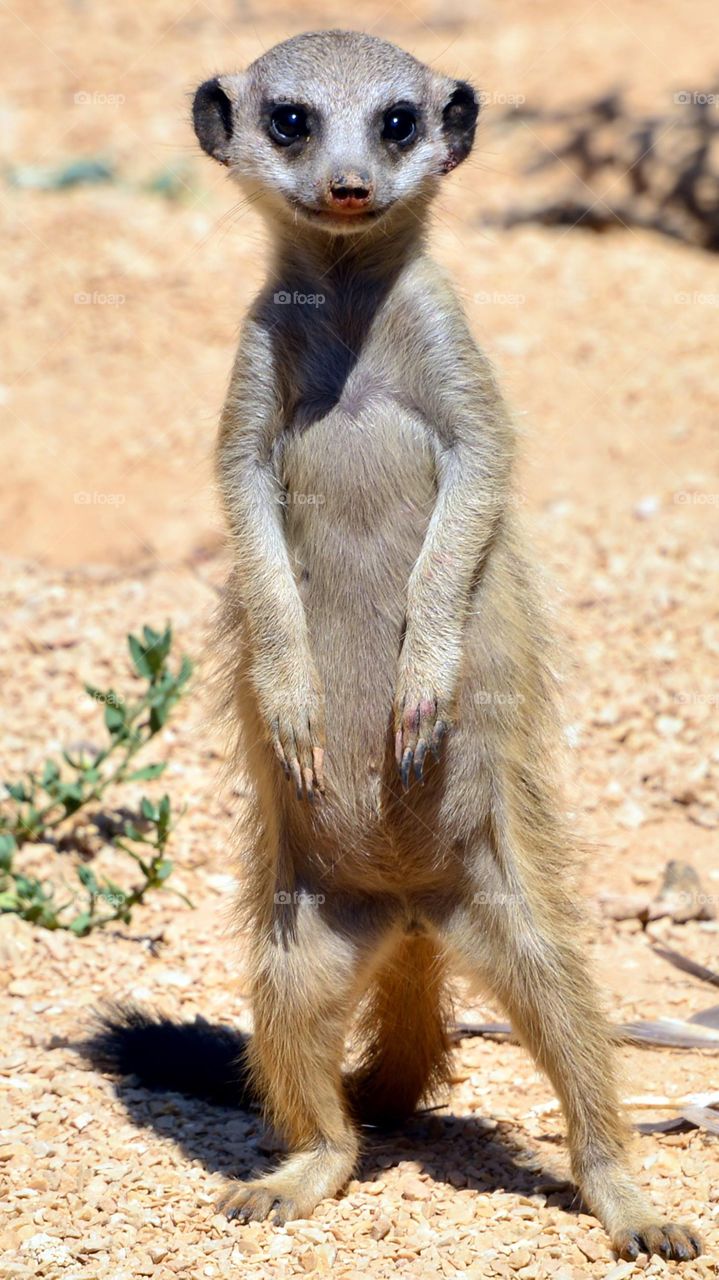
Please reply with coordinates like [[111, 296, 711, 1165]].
[[327, 172, 374, 211]]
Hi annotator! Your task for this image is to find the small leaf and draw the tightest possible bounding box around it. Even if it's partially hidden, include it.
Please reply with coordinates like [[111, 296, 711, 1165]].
[[148, 703, 168, 734], [23, 806, 43, 836], [77, 865, 100, 895], [8, 158, 114, 191], [138, 625, 170, 678], [0, 834, 17, 870], [41, 760, 61, 789], [15, 874, 46, 900], [140, 797, 158, 822], [157, 794, 171, 840], [6, 782, 28, 803], [128, 633, 153, 679], [69, 912, 93, 936], [127, 763, 166, 782], [57, 782, 85, 816], [177, 655, 193, 686], [100, 881, 127, 907], [104, 702, 126, 735]]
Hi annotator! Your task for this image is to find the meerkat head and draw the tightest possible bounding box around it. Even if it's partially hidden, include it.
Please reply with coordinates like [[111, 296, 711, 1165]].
[[192, 29, 479, 238]]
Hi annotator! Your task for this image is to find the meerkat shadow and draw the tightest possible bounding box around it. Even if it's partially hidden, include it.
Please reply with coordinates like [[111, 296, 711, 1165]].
[[77, 1006, 578, 1209], [355, 1110, 579, 1210]]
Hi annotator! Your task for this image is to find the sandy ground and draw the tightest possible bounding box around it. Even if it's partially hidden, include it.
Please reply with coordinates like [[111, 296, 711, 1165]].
[[1, 0, 719, 1277]]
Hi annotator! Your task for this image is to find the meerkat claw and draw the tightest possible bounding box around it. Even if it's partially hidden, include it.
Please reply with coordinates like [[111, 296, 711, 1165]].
[[430, 719, 447, 761], [413, 739, 428, 781]]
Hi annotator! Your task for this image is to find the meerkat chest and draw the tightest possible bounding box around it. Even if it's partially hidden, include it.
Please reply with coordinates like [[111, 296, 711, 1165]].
[[269, 286, 440, 539], [278, 359, 437, 535]]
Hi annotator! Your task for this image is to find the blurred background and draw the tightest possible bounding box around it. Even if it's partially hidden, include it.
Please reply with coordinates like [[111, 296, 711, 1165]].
[[4, 0, 718, 882], [2, 0, 718, 567], [1, 3, 718, 1274]]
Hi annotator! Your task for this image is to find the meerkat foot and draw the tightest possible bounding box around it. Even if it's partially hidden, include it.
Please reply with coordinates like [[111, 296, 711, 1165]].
[[219, 1147, 354, 1224], [612, 1220, 702, 1262], [579, 1160, 702, 1262]]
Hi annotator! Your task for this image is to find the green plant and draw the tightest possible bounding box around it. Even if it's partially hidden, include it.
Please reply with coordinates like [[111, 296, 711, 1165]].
[[0, 624, 193, 935]]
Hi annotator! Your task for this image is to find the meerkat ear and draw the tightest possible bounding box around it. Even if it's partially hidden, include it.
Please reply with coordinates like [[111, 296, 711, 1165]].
[[192, 75, 243, 165], [441, 80, 480, 173]]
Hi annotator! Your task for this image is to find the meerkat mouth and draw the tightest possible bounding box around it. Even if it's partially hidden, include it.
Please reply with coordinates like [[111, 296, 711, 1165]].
[[291, 199, 384, 227]]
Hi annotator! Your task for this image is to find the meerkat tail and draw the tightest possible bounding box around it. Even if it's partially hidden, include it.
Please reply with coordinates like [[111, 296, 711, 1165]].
[[81, 1001, 255, 1108], [346, 932, 453, 1128]]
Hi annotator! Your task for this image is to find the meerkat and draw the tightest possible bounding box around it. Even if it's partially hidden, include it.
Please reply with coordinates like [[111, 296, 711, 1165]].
[[95, 30, 702, 1262]]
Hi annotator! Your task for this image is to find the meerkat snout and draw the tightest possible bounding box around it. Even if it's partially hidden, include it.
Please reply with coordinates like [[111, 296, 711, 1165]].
[[326, 171, 374, 213], [192, 29, 479, 236]]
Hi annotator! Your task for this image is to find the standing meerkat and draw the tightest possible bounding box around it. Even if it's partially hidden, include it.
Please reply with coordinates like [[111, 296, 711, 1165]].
[[150, 29, 700, 1261]]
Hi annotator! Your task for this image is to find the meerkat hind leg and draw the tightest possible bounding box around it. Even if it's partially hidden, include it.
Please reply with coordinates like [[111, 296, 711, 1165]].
[[219, 902, 389, 1224], [443, 866, 702, 1261]]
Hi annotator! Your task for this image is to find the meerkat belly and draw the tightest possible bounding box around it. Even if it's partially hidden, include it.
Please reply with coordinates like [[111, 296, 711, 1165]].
[[279, 399, 435, 818]]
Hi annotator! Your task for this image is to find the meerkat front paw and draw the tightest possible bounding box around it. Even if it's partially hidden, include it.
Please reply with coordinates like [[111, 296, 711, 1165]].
[[271, 702, 326, 800], [255, 660, 326, 799], [393, 680, 450, 787]]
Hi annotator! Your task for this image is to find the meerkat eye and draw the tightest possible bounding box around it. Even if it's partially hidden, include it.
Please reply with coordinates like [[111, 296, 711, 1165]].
[[269, 104, 309, 146], [382, 106, 417, 145]]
